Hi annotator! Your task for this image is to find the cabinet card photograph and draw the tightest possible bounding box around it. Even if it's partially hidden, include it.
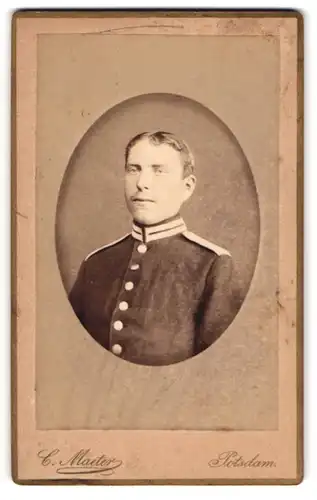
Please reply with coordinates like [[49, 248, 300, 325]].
[[12, 10, 303, 484]]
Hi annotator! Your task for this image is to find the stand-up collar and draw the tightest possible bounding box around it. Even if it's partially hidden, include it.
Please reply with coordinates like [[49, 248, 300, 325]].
[[132, 215, 187, 244]]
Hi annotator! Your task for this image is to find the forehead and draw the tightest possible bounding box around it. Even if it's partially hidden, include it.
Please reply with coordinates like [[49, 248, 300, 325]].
[[127, 139, 182, 164]]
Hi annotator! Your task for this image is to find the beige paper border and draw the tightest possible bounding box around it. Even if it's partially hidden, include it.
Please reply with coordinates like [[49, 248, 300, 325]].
[[12, 10, 303, 484]]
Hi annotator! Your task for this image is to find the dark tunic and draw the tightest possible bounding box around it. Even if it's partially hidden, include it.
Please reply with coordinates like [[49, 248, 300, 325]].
[[69, 217, 234, 366]]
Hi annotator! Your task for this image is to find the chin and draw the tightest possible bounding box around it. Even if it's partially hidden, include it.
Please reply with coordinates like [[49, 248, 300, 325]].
[[133, 213, 157, 226], [131, 208, 165, 226]]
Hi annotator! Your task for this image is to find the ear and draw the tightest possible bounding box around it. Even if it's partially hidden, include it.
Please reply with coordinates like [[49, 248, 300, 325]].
[[183, 174, 197, 201]]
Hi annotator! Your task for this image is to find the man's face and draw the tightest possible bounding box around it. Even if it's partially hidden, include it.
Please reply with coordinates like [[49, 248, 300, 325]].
[[124, 139, 196, 225]]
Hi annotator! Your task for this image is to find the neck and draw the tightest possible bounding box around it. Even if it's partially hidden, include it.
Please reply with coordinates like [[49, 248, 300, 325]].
[[133, 213, 181, 229], [131, 214, 186, 243]]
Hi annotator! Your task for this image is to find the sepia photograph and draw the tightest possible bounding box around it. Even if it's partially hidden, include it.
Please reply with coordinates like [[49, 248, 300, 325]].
[[57, 96, 259, 367], [12, 10, 302, 484]]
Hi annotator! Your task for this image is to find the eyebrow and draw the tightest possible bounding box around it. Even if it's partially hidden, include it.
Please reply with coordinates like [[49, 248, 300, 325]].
[[126, 163, 168, 169]]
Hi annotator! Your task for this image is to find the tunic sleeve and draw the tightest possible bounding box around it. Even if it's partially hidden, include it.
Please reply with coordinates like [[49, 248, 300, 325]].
[[197, 254, 234, 349], [68, 260, 87, 322]]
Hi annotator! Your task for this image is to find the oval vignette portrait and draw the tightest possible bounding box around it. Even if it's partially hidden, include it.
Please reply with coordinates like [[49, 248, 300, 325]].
[[55, 93, 260, 367]]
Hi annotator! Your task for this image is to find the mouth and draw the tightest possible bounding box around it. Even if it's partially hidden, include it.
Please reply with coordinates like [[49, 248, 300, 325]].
[[131, 198, 155, 203]]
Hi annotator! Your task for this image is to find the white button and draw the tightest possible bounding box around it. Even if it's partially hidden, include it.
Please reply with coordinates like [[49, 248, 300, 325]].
[[137, 244, 147, 254], [113, 320, 123, 331], [130, 263, 140, 270], [125, 281, 134, 291], [112, 344, 122, 355], [119, 301, 128, 311]]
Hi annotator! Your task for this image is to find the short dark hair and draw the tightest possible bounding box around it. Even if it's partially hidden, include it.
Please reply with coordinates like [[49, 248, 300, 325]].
[[125, 131, 195, 178]]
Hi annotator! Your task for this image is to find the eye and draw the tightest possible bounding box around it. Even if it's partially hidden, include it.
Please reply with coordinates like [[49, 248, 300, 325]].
[[126, 165, 139, 174], [153, 166, 166, 175]]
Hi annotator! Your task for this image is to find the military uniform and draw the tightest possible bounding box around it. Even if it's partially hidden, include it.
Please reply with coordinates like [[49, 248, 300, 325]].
[[69, 215, 234, 366]]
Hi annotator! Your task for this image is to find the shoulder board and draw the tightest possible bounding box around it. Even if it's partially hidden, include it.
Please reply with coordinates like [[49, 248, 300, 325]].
[[182, 230, 231, 257], [84, 233, 130, 261]]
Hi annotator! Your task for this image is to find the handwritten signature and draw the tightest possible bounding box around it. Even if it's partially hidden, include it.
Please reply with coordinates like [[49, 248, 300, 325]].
[[37, 448, 123, 476], [208, 450, 277, 468]]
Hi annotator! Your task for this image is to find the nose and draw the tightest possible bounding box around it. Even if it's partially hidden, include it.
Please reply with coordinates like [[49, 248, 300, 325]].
[[136, 169, 152, 190]]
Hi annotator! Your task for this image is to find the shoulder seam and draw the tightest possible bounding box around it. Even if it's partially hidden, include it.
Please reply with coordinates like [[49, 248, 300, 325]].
[[84, 233, 131, 261], [182, 230, 231, 257]]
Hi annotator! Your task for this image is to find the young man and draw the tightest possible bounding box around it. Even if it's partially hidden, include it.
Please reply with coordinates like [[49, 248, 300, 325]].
[[69, 131, 234, 366]]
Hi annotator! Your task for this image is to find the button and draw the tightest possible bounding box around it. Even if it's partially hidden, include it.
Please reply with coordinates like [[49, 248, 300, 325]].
[[130, 263, 140, 271], [119, 301, 129, 311], [113, 320, 123, 331], [137, 244, 147, 254], [125, 281, 134, 291], [112, 344, 122, 355]]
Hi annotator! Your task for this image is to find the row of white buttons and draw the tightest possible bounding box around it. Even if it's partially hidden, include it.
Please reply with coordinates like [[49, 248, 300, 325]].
[[124, 244, 146, 289], [111, 244, 147, 356], [113, 301, 129, 332]]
